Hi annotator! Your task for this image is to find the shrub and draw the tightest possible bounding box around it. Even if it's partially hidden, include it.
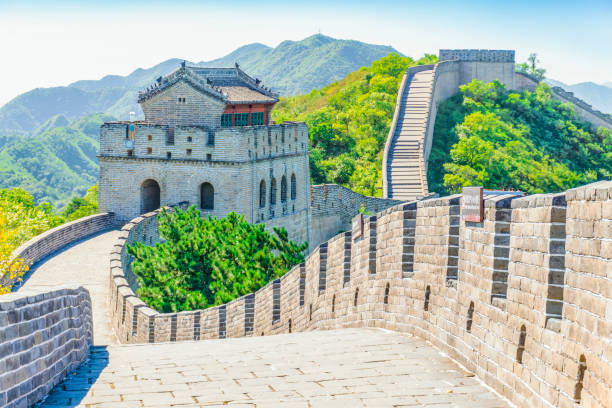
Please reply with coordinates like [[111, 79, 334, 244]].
[[128, 206, 307, 312]]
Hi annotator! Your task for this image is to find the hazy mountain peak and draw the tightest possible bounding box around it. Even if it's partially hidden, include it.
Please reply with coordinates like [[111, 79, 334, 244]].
[[0, 34, 400, 134]]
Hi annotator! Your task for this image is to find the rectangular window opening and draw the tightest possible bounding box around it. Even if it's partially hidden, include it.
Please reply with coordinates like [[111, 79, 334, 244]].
[[166, 127, 175, 145], [235, 113, 249, 127], [221, 114, 233, 127], [251, 112, 264, 126]]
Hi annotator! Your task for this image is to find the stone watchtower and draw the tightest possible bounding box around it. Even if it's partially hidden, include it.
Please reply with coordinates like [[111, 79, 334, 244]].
[[98, 63, 311, 244]]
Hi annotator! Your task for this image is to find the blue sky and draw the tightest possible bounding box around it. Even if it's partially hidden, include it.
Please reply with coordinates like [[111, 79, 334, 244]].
[[0, 0, 611, 106]]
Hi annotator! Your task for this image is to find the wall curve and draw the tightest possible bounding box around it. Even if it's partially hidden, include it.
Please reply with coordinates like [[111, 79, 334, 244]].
[[109, 181, 611, 408], [5, 213, 116, 290]]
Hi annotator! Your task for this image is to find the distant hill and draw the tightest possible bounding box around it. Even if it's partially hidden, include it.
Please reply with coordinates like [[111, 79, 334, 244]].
[[0, 113, 114, 207], [200, 35, 399, 96], [546, 79, 612, 114], [0, 35, 400, 134]]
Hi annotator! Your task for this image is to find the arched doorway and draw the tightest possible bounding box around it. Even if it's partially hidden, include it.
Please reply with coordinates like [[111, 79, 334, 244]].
[[141, 179, 160, 213], [200, 182, 214, 210]]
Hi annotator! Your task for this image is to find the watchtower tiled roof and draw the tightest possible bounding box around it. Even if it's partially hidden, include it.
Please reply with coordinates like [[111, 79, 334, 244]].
[[138, 62, 279, 105]]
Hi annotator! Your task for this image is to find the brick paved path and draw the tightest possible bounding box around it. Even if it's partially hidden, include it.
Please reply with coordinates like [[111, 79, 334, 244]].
[[38, 328, 507, 408], [20, 232, 507, 407], [21, 230, 121, 345]]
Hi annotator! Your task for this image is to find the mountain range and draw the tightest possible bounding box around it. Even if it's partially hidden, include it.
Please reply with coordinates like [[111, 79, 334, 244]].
[[0, 35, 399, 135], [546, 79, 612, 114], [0, 113, 113, 207]]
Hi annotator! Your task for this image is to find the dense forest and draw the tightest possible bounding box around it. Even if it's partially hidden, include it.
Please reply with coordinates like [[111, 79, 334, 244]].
[[428, 80, 612, 195], [272, 53, 438, 196], [128, 207, 307, 312]]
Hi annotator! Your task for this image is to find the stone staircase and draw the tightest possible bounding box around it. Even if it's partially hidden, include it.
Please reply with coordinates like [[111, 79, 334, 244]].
[[385, 66, 435, 200]]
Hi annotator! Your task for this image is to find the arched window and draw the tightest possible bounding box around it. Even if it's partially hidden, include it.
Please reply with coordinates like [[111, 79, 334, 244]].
[[466, 301, 474, 333], [574, 355, 586, 403], [516, 325, 526, 364], [141, 179, 160, 213], [259, 180, 266, 208], [200, 182, 214, 210], [270, 178, 277, 205], [280, 176, 287, 203], [291, 173, 297, 200]]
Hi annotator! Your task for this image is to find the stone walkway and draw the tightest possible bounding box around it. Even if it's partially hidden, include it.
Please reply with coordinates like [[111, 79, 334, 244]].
[[21, 230, 121, 345], [38, 328, 507, 408], [20, 232, 507, 407]]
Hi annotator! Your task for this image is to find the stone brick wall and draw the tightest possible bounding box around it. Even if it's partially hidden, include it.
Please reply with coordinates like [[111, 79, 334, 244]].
[[0, 285, 92, 408], [140, 80, 226, 128], [109, 181, 612, 408], [5, 213, 115, 290], [99, 121, 311, 245]]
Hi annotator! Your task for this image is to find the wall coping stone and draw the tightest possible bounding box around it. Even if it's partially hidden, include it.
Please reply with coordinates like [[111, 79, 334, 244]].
[[511, 192, 567, 208], [482, 193, 522, 208], [566, 180, 612, 201], [418, 194, 461, 208]]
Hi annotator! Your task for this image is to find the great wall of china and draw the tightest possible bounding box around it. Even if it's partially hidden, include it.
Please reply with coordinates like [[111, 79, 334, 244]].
[[383, 50, 612, 201], [2, 181, 611, 407], [1, 49, 611, 408]]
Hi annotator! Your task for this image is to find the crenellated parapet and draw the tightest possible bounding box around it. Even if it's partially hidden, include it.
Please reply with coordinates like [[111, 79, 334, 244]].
[[108, 180, 612, 408], [439, 49, 515, 63]]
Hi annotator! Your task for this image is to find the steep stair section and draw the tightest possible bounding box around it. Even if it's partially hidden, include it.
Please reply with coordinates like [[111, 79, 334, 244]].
[[383, 65, 436, 201]]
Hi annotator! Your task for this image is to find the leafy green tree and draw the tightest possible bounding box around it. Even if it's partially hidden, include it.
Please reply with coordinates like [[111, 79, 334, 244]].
[[428, 79, 607, 195], [273, 53, 438, 196], [62, 184, 98, 221], [128, 207, 307, 312], [0, 188, 64, 291], [516, 53, 546, 81]]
